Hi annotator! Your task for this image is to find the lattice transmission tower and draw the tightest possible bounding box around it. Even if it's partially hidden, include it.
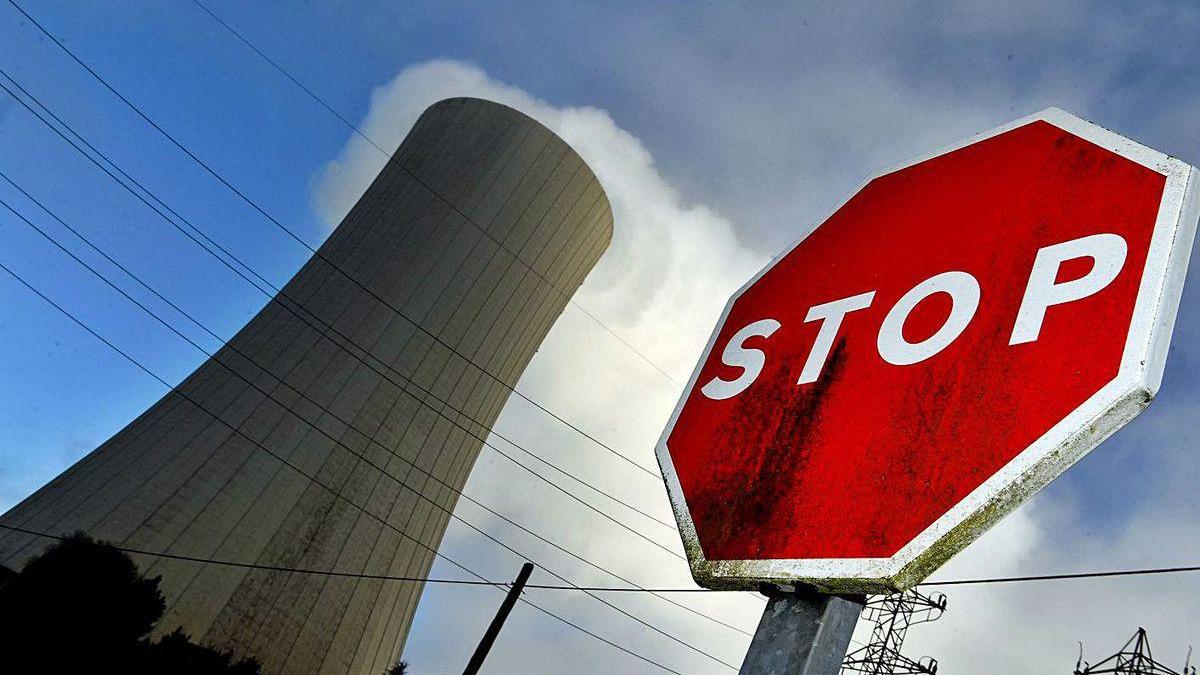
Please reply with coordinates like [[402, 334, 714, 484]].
[[1075, 628, 1195, 675], [841, 588, 947, 674]]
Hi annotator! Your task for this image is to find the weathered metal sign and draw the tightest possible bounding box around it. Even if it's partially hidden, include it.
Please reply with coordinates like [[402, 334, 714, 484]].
[[656, 108, 1199, 593]]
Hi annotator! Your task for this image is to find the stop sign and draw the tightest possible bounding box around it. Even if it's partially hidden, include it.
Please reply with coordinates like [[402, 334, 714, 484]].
[[656, 109, 1199, 593]]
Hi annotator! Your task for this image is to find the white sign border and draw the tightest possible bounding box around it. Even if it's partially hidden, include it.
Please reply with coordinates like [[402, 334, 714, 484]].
[[654, 107, 1200, 593]]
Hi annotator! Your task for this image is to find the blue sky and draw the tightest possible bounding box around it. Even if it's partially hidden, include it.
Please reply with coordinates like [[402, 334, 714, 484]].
[[3, 1, 1200, 672]]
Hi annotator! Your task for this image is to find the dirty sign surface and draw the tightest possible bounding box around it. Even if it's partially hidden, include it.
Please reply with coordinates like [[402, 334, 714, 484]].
[[656, 108, 1199, 593]]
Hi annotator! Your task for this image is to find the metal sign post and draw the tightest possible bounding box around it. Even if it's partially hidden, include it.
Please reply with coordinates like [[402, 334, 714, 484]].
[[740, 585, 864, 675]]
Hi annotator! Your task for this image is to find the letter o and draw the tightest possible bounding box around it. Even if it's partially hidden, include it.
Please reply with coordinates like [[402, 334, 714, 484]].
[[877, 271, 980, 366]]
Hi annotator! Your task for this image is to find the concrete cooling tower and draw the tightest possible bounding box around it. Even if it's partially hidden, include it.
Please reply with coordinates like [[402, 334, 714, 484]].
[[0, 97, 612, 674]]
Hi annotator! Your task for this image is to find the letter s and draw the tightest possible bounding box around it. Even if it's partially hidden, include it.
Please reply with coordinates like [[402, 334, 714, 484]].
[[700, 319, 782, 400]]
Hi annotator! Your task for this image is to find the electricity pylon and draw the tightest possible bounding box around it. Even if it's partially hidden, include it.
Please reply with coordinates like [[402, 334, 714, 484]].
[[841, 589, 947, 674], [1075, 628, 1195, 675]]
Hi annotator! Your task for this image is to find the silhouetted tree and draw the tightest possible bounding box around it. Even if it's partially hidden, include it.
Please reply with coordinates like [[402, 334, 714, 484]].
[[0, 532, 259, 673], [0, 563, 17, 588], [0, 531, 163, 669], [139, 628, 261, 675], [387, 660, 409, 674]]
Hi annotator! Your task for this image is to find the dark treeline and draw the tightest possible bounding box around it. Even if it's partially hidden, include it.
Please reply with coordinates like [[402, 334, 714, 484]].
[[0, 532, 259, 674]]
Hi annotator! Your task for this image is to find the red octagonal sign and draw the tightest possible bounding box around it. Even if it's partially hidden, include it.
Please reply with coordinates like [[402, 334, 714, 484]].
[[656, 109, 1199, 592]]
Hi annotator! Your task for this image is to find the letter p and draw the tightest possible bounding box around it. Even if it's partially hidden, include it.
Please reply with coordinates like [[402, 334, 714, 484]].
[[1010, 233, 1128, 345]]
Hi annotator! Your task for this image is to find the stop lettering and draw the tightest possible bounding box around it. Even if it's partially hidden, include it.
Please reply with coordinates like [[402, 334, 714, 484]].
[[701, 232, 1129, 400]]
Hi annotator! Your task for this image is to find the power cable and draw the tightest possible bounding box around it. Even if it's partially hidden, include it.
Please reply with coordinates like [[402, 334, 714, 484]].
[[0, 260, 718, 673], [0, 74, 756, 646], [186, 0, 684, 390], [0, 70, 680, 557], [0, 193, 742, 668], [5, 522, 1197, 591], [512, 598, 688, 675], [0, 523, 692, 674], [0, 82, 739, 638], [918, 566, 1200, 587], [0, 523, 499, 587], [6, 0, 673, 482], [0, 261, 484, 582]]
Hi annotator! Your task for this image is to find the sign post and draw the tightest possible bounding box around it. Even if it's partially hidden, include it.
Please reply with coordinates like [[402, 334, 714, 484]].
[[655, 108, 1199, 672], [739, 586, 864, 675]]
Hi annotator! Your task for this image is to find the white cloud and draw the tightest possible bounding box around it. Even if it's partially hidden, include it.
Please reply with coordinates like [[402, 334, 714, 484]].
[[312, 59, 1200, 674], [311, 60, 764, 375], [312, 60, 768, 673]]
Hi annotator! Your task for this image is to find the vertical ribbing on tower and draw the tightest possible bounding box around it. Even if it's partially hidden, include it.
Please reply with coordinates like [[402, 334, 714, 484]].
[[0, 97, 613, 674]]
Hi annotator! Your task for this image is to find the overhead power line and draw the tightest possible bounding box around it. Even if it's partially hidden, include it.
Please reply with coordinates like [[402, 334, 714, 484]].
[[186, 0, 684, 390], [0, 523, 499, 587], [0, 70, 755, 641], [0, 260, 485, 580], [6, 0, 676, 485], [0, 59, 757, 650], [4, 522, 1197, 593], [0, 74, 683, 585], [0, 66, 674, 537], [0, 196, 745, 666], [88, 0, 1200, 600], [0, 14, 729, 638], [0, 521, 693, 674], [0, 86, 728, 657], [0, 70, 679, 552], [513, 599, 688, 675], [0, 260, 713, 674], [918, 566, 1200, 587]]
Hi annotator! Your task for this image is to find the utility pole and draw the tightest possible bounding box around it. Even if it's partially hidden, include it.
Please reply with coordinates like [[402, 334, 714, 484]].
[[739, 585, 865, 675], [463, 562, 535, 675], [1075, 628, 1195, 675], [841, 588, 946, 674]]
